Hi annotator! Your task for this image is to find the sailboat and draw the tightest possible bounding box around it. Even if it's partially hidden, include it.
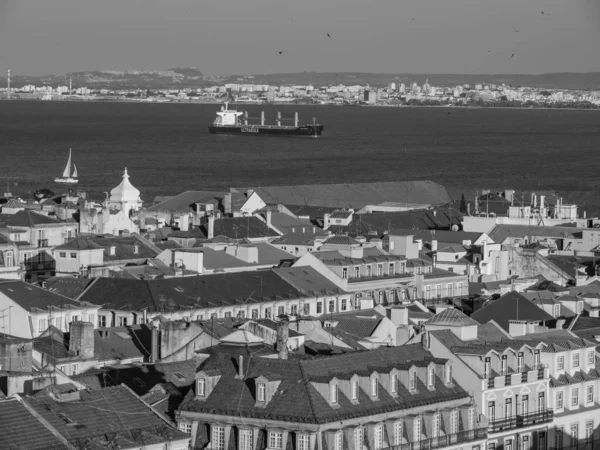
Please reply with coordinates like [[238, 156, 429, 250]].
[[54, 148, 79, 184]]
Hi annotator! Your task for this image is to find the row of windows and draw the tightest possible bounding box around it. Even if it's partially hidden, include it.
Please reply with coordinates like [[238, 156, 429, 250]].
[[557, 351, 595, 370], [555, 422, 595, 448], [488, 393, 546, 420], [555, 385, 594, 409], [189, 413, 475, 450], [58, 252, 78, 259], [483, 350, 541, 378], [38, 314, 96, 333], [341, 262, 407, 279], [329, 366, 453, 404]]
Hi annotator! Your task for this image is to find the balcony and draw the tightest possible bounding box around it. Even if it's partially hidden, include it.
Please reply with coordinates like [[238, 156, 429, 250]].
[[549, 438, 600, 450], [489, 409, 553, 434], [38, 239, 49, 248], [385, 428, 487, 450]]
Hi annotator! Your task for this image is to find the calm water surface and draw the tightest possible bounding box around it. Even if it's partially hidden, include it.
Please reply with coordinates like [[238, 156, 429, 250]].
[[0, 100, 599, 202]]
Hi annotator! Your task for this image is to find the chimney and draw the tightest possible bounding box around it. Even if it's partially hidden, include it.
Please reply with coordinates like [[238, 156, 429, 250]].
[[276, 315, 290, 360], [431, 240, 438, 252], [207, 215, 215, 239], [266, 209, 272, 229], [69, 321, 94, 359], [467, 203, 471, 216], [224, 193, 232, 215], [151, 324, 159, 362], [236, 355, 244, 379]]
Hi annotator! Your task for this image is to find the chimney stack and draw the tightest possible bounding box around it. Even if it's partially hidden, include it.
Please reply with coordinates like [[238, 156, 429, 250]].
[[266, 209, 272, 229], [236, 355, 244, 379], [276, 315, 290, 360], [207, 215, 215, 239], [69, 321, 95, 359]]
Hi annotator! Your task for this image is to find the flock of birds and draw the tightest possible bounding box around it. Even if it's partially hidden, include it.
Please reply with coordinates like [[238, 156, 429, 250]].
[[278, 10, 551, 61]]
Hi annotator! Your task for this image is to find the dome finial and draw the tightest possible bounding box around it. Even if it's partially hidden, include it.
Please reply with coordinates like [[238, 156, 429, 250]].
[[123, 167, 129, 178]]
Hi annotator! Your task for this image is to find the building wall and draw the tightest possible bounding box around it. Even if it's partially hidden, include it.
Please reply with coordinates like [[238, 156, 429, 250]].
[[53, 248, 104, 275]]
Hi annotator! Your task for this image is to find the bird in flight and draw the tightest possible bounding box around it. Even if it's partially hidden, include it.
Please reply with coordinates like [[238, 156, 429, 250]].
[[514, 29, 519, 33], [327, 33, 331, 38], [278, 51, 283, 55], [510, 53, 515, 58]]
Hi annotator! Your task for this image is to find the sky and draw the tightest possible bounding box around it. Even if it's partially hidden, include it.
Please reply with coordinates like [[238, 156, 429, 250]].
[[0, 0, 599, 76]]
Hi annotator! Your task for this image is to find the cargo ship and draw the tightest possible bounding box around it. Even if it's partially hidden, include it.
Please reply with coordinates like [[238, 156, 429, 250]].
[[208, 103, 324, 137]]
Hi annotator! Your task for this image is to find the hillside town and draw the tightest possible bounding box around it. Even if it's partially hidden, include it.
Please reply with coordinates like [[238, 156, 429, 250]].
[[1, 171, 600, 449], [3, 77, 600, 107]]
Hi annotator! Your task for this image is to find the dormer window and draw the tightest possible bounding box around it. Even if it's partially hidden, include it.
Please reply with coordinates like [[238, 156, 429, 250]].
[[197, 378, 206, 397], [558, 355, 565, 370], [517, 352, 524, 372], [391, 372, 397, 393], [445, 364, 452, 384], [428, 367, 435, 388], [110, 245, 116, 256], [371, 376, 378, 398], [133, 243, 139, 255], [501, 354, 508, 375], [330, 383, 338, 405], [484, 357, 491, 378], [573, 353, 580, 368], [257, 382, 266, 402], [534, 349, 541, 368], [409, 370, 417, 392], [554, 305, 560, 317], [351, 379, 359, 401], [588, 350, 595, 365]]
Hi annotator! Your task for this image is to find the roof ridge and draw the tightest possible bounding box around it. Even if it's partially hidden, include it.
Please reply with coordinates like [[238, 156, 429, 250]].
[[298, 360, 319, 421]]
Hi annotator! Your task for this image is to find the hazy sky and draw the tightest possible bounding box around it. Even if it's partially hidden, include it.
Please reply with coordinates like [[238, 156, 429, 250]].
[[1, 0, 599, 76]]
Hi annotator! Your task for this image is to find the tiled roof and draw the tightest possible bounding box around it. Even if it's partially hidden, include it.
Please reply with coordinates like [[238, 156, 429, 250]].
[[322, 235, 361, 246], [0, 281, 83, 311], [180, 345, 466, 424], [247, 181, 452, 209], [52, 236, 104, 251], [282, 204, 339, 219], [147, 190, 228, 213], [329, 210, 353, 219], [272, 231, 328, 246], [84, 234, 160, 261], [5, 210, 63, 227], [388, 229, 486, 245], [487, 224, 577, 244], [471, 291, 555, 331], [0, 398, 68, 450], [42, 277, 95, 299], [424, 308, 479, 327], [3, 198, 25, 209], [79, 270, 308, 313], [437, 244, 466, 254], [273, 266, 346, 296], [198, 216, 280, 240], [34, 325, 151, 361], [23, 384, 188, 447]]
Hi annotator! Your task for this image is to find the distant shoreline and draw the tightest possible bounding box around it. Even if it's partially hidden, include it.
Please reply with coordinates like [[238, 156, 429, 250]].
[[1, 97, 600, 112]]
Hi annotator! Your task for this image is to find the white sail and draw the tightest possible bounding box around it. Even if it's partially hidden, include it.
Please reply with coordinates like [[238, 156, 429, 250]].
[[72, 163, 78, 178], [62, 149, 72, 178]]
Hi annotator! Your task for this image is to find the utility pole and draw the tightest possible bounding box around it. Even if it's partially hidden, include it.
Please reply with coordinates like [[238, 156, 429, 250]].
[[7, 69, 10, 100]]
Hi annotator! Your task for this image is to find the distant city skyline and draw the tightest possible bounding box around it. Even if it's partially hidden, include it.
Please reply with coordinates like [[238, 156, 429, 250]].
[[0, 0, 599, 77]]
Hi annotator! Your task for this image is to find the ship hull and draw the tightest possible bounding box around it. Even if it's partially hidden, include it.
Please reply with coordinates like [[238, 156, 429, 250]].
[[54, 178, 78, 184], [208, 124, 324, 137]]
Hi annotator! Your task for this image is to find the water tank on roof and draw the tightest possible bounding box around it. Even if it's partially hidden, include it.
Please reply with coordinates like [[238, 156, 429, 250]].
[[355, 236, 367, 244]]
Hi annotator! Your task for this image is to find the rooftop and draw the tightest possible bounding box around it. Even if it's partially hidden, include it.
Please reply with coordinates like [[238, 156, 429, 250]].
[[0, 281, 84, 312], [423, 308, 480, 327]]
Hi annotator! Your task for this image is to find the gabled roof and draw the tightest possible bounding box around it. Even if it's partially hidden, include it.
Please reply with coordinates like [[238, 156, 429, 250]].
[[0, 281, 84, 311], [389, 229, 486, 245], [180, 345, 465, 424], [42, 277, 96, 299], [206, 216, 280, 240], [82, 234, 160, 261], [147, 190, 228, 213], [78, 269, 308, 313], [424, 308, 479, 327], [0, 398, 68, 450], [246, 181, 452, 209], [322, 235, 361, 246], [3, 198, 25, 209], [52, 236, 104, 251], [471, 291, 555, 331], [4, 210, 63, 227], [273, 266, 347, 296], [487, 224, 577, 244], [22, 384, 188, 446]]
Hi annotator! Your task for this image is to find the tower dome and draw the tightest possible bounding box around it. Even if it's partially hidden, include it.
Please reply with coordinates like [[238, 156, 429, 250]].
[[110, 168, 141, 203]]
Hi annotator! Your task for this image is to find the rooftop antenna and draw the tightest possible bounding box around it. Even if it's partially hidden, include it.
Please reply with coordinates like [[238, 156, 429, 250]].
[[6, 69, 10, 100], [69, 77, 72, 95]]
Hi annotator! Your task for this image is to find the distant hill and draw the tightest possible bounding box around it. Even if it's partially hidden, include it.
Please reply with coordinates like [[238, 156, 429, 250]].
[[2, 69, 600, 90]]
